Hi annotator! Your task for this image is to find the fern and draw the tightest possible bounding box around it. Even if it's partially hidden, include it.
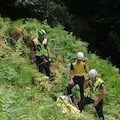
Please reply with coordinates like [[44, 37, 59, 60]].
[[0, 17, 120, 120]]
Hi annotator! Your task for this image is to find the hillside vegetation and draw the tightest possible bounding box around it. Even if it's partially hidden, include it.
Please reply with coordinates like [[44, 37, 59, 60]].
[[0, 17, 120, 120]]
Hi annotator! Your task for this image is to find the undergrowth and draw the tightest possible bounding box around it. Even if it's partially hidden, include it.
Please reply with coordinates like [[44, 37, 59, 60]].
[[0, 17, 120, 120]]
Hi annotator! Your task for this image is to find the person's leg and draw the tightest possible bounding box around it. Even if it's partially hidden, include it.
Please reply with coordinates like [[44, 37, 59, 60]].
[[67, 77, 77, 102], [36, 56, 44, 73], [78, 76, 85, 100], [39, 65, 44, 73], [78, 97, 94, 112], [79, 84, 84, 100], [67, 84, 74, 102], [44, 62, 50, 77], [95, 100, 104, 120]]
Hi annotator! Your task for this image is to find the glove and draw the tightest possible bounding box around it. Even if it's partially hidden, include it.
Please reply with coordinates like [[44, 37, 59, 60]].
[[31, 59, 34, 64], [48, 57, 52, 63]]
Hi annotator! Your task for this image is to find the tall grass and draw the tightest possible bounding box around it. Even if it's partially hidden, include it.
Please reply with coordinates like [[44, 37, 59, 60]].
[[0, 17, 120, 120]]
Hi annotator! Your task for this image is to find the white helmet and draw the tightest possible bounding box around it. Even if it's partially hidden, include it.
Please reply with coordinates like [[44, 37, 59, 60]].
[[88, 69, 97, 78], [77, 52, 84, 60]]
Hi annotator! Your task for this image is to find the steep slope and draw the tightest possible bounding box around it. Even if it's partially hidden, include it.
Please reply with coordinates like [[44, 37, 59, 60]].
[[0, 17, 120, 120]]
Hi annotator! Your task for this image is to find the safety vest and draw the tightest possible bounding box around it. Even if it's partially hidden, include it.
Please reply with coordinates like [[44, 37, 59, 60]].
[[72, 60, 85, 76], [87, 78, 105, 100], [33, 38, 48, 57]]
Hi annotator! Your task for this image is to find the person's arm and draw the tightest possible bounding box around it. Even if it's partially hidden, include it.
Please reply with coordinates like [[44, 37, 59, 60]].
[[93, 84, 106, 107], [45, 41, 50, 58], [83, 78, 90, 89], [69, 70, 74, 86], [46, 41, 52, 63], [46, 45, 51, 58], [69, 63, 74, 86], [46, 45, 52, 64], [84, 58, 89, 73]]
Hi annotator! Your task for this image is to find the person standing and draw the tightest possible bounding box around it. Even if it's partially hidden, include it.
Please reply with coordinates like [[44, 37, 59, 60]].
[[67, 52, 89, 102], [30, 29, 51, 77], [78, 69, 106, 120]]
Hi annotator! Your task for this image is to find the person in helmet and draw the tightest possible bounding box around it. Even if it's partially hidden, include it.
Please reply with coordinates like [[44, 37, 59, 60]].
[[78, 69, 106, 120], [30, 29, 51, 77], [67, 52, 89, 102]]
